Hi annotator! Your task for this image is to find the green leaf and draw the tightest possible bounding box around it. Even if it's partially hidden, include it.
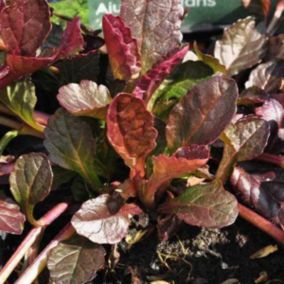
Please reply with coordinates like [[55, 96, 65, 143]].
[[0, 80, 44, 132], [217, 116, 270, 182], [9, 153, 53, 225], [47, 236, 106, 284], [0, 130, 19, 155], [44, 109, 101, 190], [57, 80, 112, 119], [159, 180, 238, 228], [120, 0, 184, 72], [166, 75, 239, 150], [214, 17, 266, 75], [151, 60, 214, 119]]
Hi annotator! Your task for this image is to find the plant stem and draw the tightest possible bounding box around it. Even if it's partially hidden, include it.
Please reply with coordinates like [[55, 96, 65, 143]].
[[257, 153, 284, 168], [0, 115, 22, 130], [15, 223, 75, 284], [0, 203, 68, 284], [238, 203, 284, 245], [33, 111, 49, 127], [0, 130, 18, 155]]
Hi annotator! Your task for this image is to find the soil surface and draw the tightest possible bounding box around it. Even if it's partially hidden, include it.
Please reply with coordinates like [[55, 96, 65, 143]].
[[95, 218, 284, 284]]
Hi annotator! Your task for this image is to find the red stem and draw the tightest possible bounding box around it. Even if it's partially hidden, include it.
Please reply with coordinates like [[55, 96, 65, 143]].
[[238, 203, 284, 245], [15, 223, 75, 284], [257, 153, 284, 168], [0, 203, 68, 284], [33, 111, 49, 127]]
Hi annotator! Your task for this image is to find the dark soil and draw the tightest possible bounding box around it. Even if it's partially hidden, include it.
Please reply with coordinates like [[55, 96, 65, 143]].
[[96, 218, 284, 284]]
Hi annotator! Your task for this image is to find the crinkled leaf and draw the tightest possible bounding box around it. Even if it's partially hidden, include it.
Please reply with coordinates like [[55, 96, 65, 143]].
[[9, 153, 53, 211], [214, 17, 266, 75], [133, 46, 189, 103], [193, 42, 227, 74], [0, 0, 51, 55], [56, 17, 84, 59], [44, 109, 100, 190], [166, 75, 238, 149], [0, 80, 43, 131], [245, 60, 284, 93], [152, 60, 214, 119], [57, 80, 112, 119], [217, 117, 270, 182], [159, 180, 238, 228], [71, 194, 142, 244], [102, 14, 141, 81], [120, 0, 183, 72], [231, 166, 284, 228], [143, 145, 209, 206], [107, 93, 158, 177], [0, 196, 25, 235], [47, 236, 106, 284], [255, 99, 284, 127]]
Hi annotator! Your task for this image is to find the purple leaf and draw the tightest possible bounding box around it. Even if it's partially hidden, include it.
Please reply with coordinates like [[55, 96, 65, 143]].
[[107, 93, 158, 178], [231, 166, 284, 228], [214, 17, 266, 75], [0, 196, 25, 235], [133, 46, 189, 103], [0, 0, 51, 56], [47, 236, 106, 284], [166, 75, 238, 149], [245, 61, 284, 93], [57, 80, 112, 119], [120, 0, 184, 72], [71, 194, 142, 244], [255, 99, 284, 127], [159, 180, 238, 228], [102, 14, 141, 81]]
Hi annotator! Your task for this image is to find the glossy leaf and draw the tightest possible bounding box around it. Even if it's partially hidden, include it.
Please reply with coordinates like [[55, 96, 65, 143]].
[[159, 180, 238, 228], [56, 17, 84, 59], [255, 99, 284, 127], [151, 60, 214, 119], [71, 194, 142, 244], [120, 0, 184, 72], [214, 17, 266, 75], [133, 46, 189, 103], [44, 109, 101, 190], [238, 87, 268, 105], [222, 117, 270, 161], [166, 75, 238, 149], [142, 145, 210, 206], [0, 196, 25, 235], [217, 117, 270, 182], [0, 0, 51, 55], [107, 93, 158, 177], [103, 14, 141, 81], [57, 80, 112, 119], [193, 42, 227, 74], [0, 80, 44, 131], [245, 61, 284, 93], [231, 166, 284, 228], [9, 153, 52, 225], [47, 236, 106, 284]]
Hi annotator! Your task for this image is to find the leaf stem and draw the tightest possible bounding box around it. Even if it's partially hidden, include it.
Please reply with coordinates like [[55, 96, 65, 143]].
[[0, 203, 68, 284], [15, 223, 75, 284], [238, 203, 284, 245], [257, 153, 284, 168], [0, 130, 18, 155]]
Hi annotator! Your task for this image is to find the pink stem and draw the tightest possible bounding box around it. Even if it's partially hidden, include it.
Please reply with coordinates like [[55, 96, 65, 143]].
[[239, 203, 284, 245], [15, 223, 75, 284], [33, 111, 49, 127], [257, 153, 284, 168], [0, 203, 68, 284]]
